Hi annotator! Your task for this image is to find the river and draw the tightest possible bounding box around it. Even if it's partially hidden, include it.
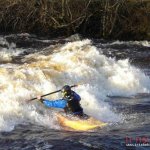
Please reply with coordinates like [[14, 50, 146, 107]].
[[0, 34, 150, 150]]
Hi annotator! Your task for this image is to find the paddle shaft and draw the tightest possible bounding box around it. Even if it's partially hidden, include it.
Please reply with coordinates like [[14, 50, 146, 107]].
[[28, 84, 78, 102]]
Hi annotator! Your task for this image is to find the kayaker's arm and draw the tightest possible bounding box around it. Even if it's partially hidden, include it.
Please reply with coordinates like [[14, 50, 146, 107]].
[[40, 99, 67, 109]]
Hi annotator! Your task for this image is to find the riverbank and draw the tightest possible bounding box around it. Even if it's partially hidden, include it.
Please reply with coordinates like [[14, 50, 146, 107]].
[[0, 0, 150, 40]]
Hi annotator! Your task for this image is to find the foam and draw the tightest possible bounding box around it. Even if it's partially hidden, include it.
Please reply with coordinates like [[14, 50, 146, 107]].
[[0, 39, 150, 131]]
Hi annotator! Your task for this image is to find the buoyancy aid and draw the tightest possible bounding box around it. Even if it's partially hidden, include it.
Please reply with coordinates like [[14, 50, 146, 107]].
[[63, 92, 83, 114]]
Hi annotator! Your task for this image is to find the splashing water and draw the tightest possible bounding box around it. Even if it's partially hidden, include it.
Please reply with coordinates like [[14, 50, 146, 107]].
[[0, 38, 150, 132]]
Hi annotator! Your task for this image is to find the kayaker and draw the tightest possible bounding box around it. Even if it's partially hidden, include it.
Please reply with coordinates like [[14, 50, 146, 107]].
[[37, 85, 84, 117]]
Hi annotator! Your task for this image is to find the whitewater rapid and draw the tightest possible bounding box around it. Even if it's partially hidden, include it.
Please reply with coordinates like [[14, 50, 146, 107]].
[[0, 37, 150, 131]]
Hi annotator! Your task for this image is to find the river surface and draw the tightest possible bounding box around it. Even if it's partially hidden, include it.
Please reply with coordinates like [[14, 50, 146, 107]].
[[0, 34, 150, 150]]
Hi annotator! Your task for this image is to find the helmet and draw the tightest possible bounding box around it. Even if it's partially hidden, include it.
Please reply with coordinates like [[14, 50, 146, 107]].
[[61, 85, 71, 96]]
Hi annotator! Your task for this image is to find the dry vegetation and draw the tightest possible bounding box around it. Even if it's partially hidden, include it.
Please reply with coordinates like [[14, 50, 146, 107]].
[[0, 0, 150, 40]]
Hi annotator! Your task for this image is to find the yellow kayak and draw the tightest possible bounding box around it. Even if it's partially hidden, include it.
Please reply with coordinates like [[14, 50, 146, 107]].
[[57, 113, 107, 131]]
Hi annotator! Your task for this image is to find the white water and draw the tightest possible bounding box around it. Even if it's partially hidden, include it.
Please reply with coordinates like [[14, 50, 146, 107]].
[[0, 38, 150, 131], [0, 36, 27, 63], [103, 40, 150, 47]]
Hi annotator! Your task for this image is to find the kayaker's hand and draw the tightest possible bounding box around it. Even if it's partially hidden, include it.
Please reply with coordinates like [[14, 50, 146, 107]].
[[37, 95, 42, 100], [37, 96, 44, 103]]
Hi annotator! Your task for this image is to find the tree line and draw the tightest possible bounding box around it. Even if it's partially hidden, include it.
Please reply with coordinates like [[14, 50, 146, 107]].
[[0, 0, 150, 40]]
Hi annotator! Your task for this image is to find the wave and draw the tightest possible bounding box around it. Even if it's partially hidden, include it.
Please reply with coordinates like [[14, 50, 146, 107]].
[[0, 38, 150, 131]]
